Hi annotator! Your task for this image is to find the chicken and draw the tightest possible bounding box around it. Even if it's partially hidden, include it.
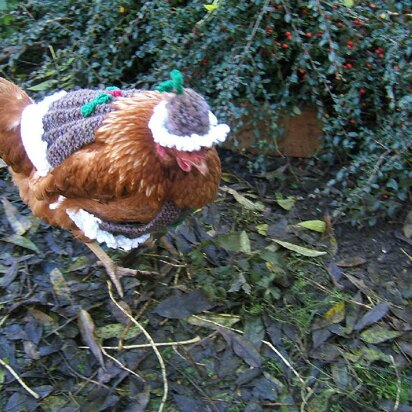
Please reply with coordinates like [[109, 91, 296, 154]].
[[0, 70, 230, 296]]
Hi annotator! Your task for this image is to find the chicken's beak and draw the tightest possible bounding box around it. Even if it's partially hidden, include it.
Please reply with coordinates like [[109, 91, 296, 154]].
[[175, 149, 209, 176]]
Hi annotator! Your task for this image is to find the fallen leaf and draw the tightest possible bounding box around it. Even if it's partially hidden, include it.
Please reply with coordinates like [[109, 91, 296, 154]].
[[1, 198, 32, 235], [78, 309, 105, 368], [312, 328, 333, 349], [187, 313, 241, 330], [240, 231, 252, 254], [49, 268, 71, 303], [220, 172, 238, 183], [220, 329, 261, 368], [221, 186, 265, 212], [217, 231, 252, 254], [173, 395, 214, 412], [354, 303, 390, 331], [154, 290, 215, 319], [336, 256, 367, 267], [403, 210, 412, 238], [345, 346, 392, 363], [327, 261, 344, 289], [343, 273, 375, 296], [95, 323, 144, 341], [228, 273, 251, 294], [1, 234, 39, 252], [256, 224, 269, 236], [313, 302, 345, 329], [331, 362, 349, 390], [275, 192, 296, 211], [296, 220, 326, 233], [273, 239, 327, 257], [204, 2, 219, 12], [360, 324, 402, 344]]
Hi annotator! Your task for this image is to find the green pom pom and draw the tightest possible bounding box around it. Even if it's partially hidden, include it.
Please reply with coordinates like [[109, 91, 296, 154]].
[[156, 69, 184, 95]]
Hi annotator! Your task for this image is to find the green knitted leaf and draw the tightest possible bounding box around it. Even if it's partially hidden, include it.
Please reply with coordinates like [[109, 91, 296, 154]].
[[80, 93, 113, 117], [156, 69, 184, 94], [170, 69, 184, 94]]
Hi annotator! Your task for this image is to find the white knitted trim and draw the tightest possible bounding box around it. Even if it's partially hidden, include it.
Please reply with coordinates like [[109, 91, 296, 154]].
[[67, 208, 149, 251], [148, 100, 230, 152], [20, 91, 67, 176]]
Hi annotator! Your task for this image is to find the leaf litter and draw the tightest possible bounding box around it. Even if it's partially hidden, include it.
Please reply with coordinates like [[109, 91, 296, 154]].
[[0, 153, 411, 411]]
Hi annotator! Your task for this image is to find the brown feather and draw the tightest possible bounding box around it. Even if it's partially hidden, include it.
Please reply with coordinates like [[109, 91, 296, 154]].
[[0, 78, 33, 174]]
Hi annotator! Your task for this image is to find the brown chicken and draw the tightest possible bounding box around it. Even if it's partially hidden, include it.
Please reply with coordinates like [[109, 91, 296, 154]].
[[0, 71, 230, 296]]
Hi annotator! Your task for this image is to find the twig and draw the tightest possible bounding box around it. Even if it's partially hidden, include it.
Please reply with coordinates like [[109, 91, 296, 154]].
[[190, 315, 305, 385], [0, 358, 40, 399], [100, 347, 145, 382], [107, 282, 168, 412], [82, 336, 201, 351], [262, 340, 305, 385], [390, 355, 401, 411]]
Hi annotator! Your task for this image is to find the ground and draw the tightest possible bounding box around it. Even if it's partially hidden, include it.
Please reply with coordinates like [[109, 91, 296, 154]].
[[0, 150, 411, 412]]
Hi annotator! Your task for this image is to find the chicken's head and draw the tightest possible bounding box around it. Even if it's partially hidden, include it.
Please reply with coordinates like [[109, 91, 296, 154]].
[[149, 70, 230, 175]]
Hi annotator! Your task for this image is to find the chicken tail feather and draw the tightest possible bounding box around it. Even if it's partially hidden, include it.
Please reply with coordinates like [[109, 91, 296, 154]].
[[0, 77, 34, 174]]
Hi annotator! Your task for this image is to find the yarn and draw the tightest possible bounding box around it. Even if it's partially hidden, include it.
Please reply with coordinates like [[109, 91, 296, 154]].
[[156, 69, 184, 95], [98, 201, 186, 238], [42, 88, 137, 166], [80, 93, 114, 117]]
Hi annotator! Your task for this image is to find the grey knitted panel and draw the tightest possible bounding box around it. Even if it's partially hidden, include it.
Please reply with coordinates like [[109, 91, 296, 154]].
[[46, 117, 104, 166], [98, 201, 186, 238], [41, 89, 140, 167], [166, 88, 210, 136]]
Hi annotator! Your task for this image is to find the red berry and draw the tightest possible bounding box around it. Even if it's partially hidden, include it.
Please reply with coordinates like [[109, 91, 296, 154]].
[[353, 19, 362, 26], [378, 53, 385, 58], [360, 88, 366, 95], [393, 65, 400, 70], [306, 32, 312, 38], [266, 26, 273, 35], [282, 43, 289, 49], [370, 3, 376, 8]]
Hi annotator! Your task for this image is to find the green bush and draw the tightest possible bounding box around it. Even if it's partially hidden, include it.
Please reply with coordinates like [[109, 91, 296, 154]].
[[0, 0, 411, 225]]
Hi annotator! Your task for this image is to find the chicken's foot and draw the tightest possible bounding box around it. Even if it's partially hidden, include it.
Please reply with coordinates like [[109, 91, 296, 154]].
[[85, 241, 156, 298]]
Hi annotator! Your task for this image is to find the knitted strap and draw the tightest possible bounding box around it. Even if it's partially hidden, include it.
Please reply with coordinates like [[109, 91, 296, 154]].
[[98, 201, 186, 238]]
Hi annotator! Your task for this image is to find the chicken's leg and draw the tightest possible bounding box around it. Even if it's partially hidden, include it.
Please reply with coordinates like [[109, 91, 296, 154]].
[[85, 241, 155, 297]]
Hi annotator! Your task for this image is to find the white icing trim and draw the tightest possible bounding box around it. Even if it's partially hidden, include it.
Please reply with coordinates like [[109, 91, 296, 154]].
[[67, 208, 149, 251], [148, 100, 230, 152], [20, 91, 67, 176]]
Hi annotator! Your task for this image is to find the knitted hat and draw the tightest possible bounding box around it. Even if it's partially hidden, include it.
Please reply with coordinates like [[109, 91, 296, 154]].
[[148, 70, 230, 152]]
